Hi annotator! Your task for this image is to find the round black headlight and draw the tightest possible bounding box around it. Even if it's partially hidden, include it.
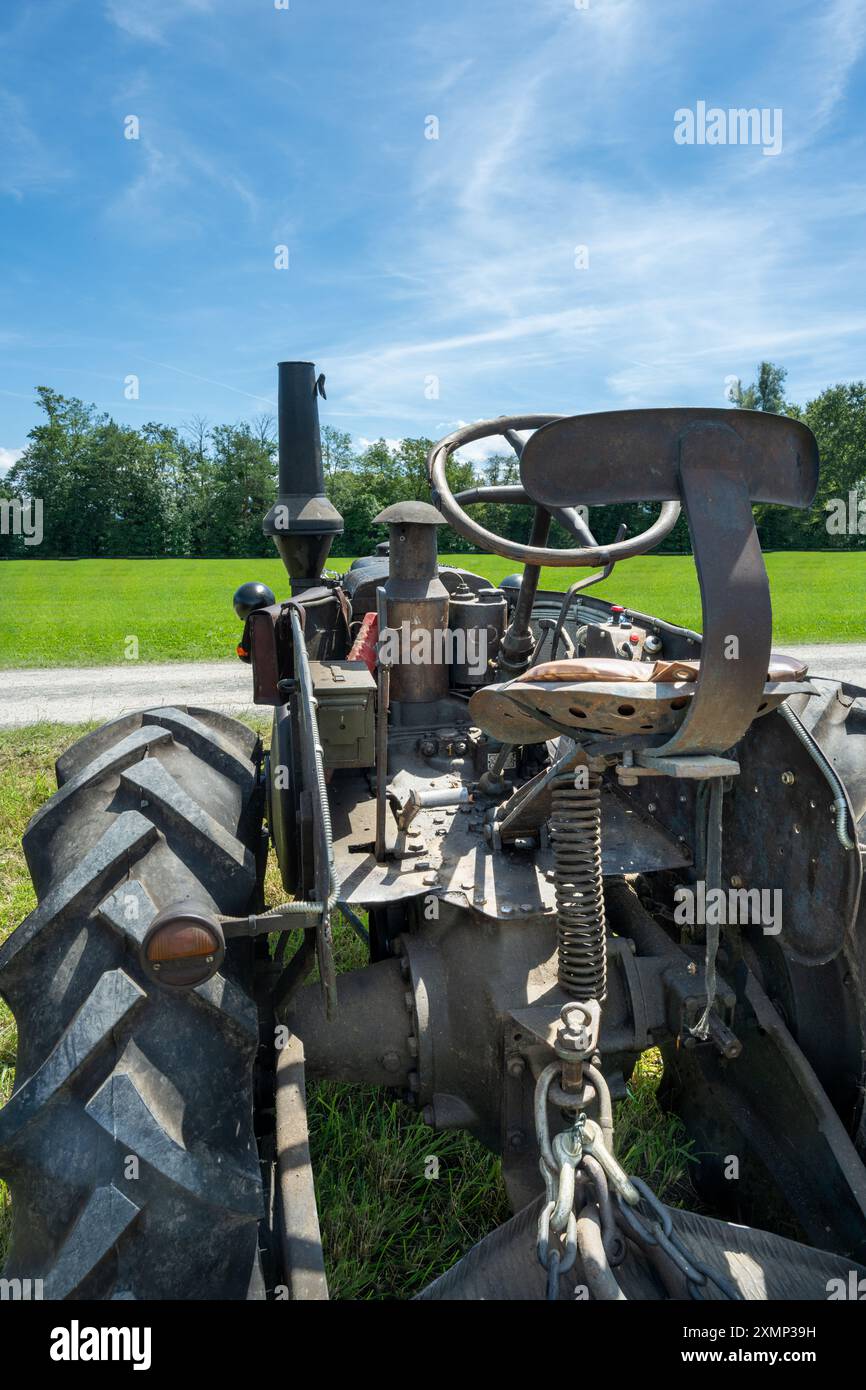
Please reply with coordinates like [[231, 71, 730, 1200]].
[[232, 581, 276, 620]]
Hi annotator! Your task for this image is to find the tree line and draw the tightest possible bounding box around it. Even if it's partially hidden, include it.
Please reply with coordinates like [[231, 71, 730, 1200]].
[[1, 363, 864, 560]]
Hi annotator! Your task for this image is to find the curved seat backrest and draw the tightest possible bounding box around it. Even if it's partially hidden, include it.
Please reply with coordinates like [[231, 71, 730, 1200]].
[[520, 408, 819, 756]]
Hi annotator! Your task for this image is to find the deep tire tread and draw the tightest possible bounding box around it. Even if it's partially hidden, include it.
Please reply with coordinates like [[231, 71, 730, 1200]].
[[0, 705, 266, 1300]]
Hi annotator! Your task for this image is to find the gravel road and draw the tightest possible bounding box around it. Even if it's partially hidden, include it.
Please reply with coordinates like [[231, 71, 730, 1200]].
[[0, 660, 256, 728], [0, 644, 864, 728]]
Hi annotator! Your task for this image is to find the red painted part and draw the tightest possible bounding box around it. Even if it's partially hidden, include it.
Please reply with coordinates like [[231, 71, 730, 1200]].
[[347, 611, 379, 672]]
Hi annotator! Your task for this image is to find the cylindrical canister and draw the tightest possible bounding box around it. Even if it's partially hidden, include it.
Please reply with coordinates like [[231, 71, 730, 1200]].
[[375, 502, 450, 703], [448, 584, 507, 684]]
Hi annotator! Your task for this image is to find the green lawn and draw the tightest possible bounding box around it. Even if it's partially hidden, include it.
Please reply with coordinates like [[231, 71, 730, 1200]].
[[0, 721, 695, 1296], [1, 551, 864, 668]]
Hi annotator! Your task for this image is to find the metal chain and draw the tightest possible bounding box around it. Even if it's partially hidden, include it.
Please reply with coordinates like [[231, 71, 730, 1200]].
[[533, 1058, 742, 1302], [536, 1099, 583, 1299], [616, 1177, 743, 1301]]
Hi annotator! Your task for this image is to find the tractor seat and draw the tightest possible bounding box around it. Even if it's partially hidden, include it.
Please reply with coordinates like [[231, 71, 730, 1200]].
[[468, 653, 812, 745], [514, 654, 808, 685]]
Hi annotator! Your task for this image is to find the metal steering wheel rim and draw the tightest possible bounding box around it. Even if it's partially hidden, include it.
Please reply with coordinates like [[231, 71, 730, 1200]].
[[428, 414, 681, 567]]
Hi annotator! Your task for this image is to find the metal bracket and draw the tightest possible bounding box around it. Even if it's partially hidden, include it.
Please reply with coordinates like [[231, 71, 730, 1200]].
[[619, 752, 740, 781]]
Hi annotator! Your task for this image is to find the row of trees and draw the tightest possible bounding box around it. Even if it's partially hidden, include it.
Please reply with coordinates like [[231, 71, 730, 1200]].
[[2, 365, 864, 559]]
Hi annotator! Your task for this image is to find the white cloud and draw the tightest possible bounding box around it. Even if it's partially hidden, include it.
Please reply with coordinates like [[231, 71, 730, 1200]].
[[356, 437, 403, 453], [0, 447, 25, 473], [784, 0, 866, 144], [104, 0, 214, 44], [317, 0, 866, 428], [353, 429, 516, 465], [450, 432, 519, 465], [0, 87, 70, 197], [106, 129, 259, 231]]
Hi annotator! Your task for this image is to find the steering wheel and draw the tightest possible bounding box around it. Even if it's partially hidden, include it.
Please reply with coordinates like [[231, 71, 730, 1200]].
[[427, 414, 681, 566]]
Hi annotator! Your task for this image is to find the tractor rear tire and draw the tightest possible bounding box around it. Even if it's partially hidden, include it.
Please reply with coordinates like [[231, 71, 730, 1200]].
[[0, 706, 267, 1300]]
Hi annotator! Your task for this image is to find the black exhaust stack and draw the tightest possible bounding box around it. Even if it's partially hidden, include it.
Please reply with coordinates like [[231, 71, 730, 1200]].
[[263, 361, 343, 593]]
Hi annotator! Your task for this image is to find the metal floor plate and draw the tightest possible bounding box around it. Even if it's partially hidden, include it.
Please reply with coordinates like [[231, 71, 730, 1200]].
[[330, 771, 690, 915]]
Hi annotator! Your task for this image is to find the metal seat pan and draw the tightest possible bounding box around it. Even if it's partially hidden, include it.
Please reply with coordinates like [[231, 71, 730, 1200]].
[[512, 653, 808, 685], [469, 675, 813, 743]]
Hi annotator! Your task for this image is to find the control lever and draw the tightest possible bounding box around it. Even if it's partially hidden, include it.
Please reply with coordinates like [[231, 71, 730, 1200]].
[[549, 522, 628, 662]]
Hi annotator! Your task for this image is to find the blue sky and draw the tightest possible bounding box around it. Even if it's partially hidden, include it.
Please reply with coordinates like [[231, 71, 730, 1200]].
[[1, 0, 865, 470]]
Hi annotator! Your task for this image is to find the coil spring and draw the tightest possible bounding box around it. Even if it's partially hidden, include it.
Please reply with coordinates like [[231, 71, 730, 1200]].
[[550, 770, 606, 1001]]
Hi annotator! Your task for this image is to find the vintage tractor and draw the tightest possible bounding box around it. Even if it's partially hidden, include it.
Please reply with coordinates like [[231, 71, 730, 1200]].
[[2, 361, 865, 1300]]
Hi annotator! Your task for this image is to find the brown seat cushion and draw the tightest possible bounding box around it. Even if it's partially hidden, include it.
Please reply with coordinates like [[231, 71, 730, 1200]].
[[515, 653, 808, 684]]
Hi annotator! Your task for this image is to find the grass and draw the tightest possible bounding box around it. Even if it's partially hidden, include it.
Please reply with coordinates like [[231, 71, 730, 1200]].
[[2, 551, 864, 668], [0, 720, 696, 1296]]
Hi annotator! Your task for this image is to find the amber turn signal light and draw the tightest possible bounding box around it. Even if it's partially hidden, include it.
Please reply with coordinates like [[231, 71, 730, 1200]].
[[140, 903, 225, 989]]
